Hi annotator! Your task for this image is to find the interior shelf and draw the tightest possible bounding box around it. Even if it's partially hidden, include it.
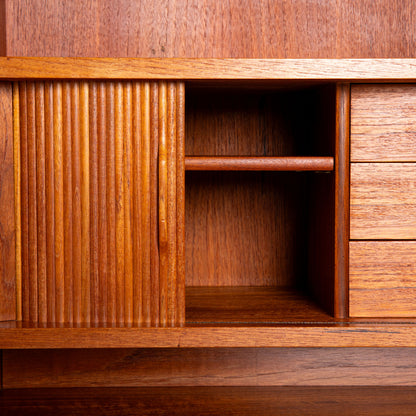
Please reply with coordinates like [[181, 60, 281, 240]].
[[185, 286, 335, 324], [185, 156, 334, 171]]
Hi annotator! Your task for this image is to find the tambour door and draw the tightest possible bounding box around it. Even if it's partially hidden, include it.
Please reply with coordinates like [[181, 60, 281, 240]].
[[8, 80, 185, 326]]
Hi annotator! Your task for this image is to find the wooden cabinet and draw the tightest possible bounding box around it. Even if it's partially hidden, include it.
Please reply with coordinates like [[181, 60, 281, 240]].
[[1, 58, 416, 347]]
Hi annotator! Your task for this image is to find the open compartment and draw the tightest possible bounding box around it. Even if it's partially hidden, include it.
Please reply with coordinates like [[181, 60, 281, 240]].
[[185, 82, 336, 324]]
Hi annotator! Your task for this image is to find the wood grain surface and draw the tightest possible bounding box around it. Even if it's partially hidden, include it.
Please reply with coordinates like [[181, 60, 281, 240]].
[[16, 80, 185, 325], [185, 157, 334, 171], [351, 84, 416, 162], [350, 241, 416, 317], [350, 163, 416, 239], [186, 287, 333, 323], [3, 324, 416, 348], [0, 83, 15, 322], [1, 58, 416, 80], [4, 348, 416, 387], [4, 0, 416, 59], [334, 84, 350, 318], [185, 172, 310, 286], [3, 387, 416, 416]]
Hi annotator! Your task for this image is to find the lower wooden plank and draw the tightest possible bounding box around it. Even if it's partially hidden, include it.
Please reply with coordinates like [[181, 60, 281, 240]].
[[2, 325, 416, 348], [0, 83, 15, 321], [1, 387, 416, 416], [4, 348, 416, 388]]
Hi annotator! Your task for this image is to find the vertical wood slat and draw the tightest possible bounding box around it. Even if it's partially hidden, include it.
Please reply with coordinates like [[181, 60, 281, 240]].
[[19, 82, 29, 322], [0, 83, 16, 322], [44, 82, 55, 323], [27, 82, 38, 323], [13, 83, 22, 321], [16, 80, 185, 326], [35, 83, 47, 323]]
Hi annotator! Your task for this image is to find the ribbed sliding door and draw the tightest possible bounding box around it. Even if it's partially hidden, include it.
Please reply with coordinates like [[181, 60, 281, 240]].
[[15, 80, 185, 326]]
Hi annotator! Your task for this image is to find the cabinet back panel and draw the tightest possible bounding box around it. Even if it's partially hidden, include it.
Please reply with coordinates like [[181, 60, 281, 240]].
[[185, 171, 309, 286], [185, 88, 326, 157]]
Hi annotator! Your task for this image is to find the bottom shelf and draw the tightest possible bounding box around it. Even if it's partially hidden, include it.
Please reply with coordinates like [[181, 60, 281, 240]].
[[1, 387, 416, 416], [185, 286, 334, 324]]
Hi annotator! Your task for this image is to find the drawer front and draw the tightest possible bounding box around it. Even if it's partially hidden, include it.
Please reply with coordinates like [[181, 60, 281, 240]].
[[350, 163, 416, 239], [350, 241, 416, 317], [351, 84, 416, 162]]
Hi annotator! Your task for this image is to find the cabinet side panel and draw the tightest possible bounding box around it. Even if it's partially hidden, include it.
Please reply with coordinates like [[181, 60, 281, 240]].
[[0, 82, 15, 321]]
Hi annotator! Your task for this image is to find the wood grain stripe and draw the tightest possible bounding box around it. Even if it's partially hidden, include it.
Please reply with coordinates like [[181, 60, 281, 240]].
[[13, 82, 22, 321], [71, 82, 82, 324], [35, 82, 47, 323], [19, 82, 29, 322], [150, 82, 160, 326], [123, 82, 133, 325], [141, 82, 152, 326], [53, 82, 64, 323], [132, 82, 142, 325], [114, 81, 125, 324], [44, 82, 55, 323], [27, 82, 38, 322], [80, 82, 90, 324], [63, 82, 73, 323], [167, 82, 177, 327], [97, 82, 107, 323], [106, 82, 116, 324]]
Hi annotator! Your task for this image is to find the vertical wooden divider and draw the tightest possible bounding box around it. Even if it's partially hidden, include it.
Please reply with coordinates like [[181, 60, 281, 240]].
[[176, 82, 185, 325], [334, 83, 350, 319], [14, 80, 185, 326]]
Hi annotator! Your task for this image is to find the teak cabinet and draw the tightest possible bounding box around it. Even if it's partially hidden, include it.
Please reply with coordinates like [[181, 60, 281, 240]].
[[2, 58, 416, 350]]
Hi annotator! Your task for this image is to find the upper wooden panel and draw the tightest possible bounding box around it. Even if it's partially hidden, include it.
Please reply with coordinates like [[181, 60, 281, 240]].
[[351, 85, 416, 162], [350, 163, 416, 240], [1, 58, 416, 80], [4, 0, 416, 58]]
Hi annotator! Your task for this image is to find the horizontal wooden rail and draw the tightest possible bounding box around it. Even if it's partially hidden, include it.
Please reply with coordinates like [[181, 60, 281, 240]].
[[185, 156, 334, 171], [0, 58, 416, 80]]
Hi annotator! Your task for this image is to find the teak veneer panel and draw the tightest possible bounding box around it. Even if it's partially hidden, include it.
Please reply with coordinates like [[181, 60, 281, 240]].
[[351, 84, 416, 162], [2, 325, 416, 348], [350, 241, 416, 318], [1, 58, 416, 80], [350, 163, 416, 239], [5, 0, 416, 59], [2, 387, 416, 416], [5, 348, 416, 388], [15, 80, 185, 325]]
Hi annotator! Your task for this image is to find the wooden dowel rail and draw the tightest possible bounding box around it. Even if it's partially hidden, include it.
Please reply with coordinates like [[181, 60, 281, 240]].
[[185, 156, 334, 171]]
